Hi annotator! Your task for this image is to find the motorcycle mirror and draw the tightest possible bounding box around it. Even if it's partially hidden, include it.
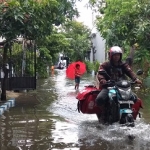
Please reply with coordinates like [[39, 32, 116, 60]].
[[136, 69, 143, 75]]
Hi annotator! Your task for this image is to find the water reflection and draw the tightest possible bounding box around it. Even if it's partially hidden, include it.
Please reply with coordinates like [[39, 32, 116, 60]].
[[0, 69, 150, 150], [52, 121, 78, 144]]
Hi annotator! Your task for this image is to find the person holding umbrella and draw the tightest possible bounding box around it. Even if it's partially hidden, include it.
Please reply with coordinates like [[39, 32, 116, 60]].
[[66, 61, 86, 89], [75, 64, 82, 90]]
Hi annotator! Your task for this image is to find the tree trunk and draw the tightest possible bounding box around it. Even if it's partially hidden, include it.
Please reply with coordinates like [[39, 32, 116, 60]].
[[1, 43, 8, 101], [1, 68, 8, 101]]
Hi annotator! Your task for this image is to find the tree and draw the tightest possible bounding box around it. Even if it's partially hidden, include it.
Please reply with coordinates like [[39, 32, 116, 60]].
[[35, 31, 72, 77], [62, 20, 91, 62], [0, 0, 79, 100], [90, 0, 150, 75]]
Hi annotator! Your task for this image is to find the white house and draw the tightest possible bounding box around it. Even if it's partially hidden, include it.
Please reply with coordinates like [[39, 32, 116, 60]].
[[75, 0, 106, 64], [90, 31, 106, 63]]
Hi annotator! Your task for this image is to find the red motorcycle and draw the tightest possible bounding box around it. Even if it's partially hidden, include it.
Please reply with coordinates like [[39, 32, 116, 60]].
[[76, 70, 143, 127]]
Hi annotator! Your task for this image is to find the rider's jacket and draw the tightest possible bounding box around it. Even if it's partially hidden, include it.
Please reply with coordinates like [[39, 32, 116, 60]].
[[97, 61, 137, 84]]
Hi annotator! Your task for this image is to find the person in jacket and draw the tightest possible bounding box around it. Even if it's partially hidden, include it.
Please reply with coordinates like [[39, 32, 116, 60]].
[[95, 46, 142, 106], [75, 64, 82, 90]]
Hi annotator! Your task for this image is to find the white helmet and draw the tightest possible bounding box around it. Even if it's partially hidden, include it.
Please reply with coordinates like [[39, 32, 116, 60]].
[[108, 46, 122, 60]]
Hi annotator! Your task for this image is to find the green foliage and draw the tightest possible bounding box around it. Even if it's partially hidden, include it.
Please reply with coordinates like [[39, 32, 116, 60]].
[[37, 47, 52, 78], [87, 0, 150, 77], [35, 19, 92, 77], [84, 60, 94, 73], [96, 0, 139, 47], [45, 33, 71, 59], [95, 0, 150, 50], [11, 43, 22, 76], [87, 0, 105, 10], [0, 0, 79, 41], [84, 60, 100, 74], [61, 20, 91, 62], [134, 49, 150, 68], [93, 60, 100, 73], [0, 0, 81, 99], [144, 77, 150, 88], [0, 0, 80, 78], [11, 43, 36, 76]]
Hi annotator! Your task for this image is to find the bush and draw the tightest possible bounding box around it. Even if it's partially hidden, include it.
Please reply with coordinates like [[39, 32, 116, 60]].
[[84, 60, 94, 73], [84, 60, 100, 74], [93, 60, 100, 74]]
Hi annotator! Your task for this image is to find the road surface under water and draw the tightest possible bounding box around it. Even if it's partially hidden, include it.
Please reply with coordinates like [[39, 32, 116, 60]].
[[0, 69, 150, 150]]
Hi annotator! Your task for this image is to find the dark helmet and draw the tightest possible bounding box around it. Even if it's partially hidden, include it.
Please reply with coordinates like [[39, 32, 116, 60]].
[[108, 46, 123, 60]]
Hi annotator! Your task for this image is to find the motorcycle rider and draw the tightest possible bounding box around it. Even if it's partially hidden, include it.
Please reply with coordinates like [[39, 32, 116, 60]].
[[95, 46, 142, 108]]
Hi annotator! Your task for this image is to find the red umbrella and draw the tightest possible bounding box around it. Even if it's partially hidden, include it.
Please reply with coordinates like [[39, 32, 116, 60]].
[[66, 61, 86, 79]]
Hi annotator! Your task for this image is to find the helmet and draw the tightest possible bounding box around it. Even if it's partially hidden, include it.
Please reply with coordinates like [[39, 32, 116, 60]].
[[108, 46, 122, 60]]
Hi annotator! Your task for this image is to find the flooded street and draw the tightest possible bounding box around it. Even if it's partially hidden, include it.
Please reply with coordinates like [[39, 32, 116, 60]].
[[0, 69, 150, 150]]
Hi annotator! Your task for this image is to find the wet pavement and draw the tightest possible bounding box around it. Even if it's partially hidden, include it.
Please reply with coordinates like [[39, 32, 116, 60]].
[[0, 69, 150, 150]]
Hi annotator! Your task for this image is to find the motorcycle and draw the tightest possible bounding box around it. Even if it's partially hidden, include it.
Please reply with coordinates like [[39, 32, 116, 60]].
[[76, 69, 143, 127]]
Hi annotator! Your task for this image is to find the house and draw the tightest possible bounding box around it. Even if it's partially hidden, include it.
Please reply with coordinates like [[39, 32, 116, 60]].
[[90, 31, 106, 64]]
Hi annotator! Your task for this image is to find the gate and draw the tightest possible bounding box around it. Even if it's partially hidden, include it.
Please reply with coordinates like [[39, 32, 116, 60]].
[[0, 39, 36, 90]]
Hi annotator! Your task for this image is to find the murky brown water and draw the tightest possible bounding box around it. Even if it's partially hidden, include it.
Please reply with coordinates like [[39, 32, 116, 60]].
[[0, 69, 150, 150]]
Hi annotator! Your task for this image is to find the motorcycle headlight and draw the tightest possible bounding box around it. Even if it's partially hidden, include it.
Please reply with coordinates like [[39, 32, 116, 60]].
[[118, 87, 131, 100]]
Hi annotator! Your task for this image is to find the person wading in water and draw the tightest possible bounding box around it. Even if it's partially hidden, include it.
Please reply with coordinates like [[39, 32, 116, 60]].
[[75, 64, 82, 90]]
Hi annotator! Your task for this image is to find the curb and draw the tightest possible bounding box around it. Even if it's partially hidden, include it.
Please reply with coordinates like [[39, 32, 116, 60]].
[[0, 98, 15, 115]]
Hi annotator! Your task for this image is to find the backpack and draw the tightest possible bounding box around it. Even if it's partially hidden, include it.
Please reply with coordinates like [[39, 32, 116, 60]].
[[76, 85, 102, 114]]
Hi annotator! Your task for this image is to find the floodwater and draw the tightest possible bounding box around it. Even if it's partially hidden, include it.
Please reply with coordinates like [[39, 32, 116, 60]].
[[0, 69, 150, 150]]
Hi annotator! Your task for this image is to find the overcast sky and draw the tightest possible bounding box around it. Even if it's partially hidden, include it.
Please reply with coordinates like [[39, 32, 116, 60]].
[[75, 0, 98, 33], [76, 0, 93, 29]]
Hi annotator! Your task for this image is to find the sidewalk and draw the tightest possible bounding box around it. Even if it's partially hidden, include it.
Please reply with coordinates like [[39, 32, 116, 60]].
[[0, 90, 38, 115]]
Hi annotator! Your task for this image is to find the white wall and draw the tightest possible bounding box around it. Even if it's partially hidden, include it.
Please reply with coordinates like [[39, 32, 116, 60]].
[[90, 31, 106, 63]]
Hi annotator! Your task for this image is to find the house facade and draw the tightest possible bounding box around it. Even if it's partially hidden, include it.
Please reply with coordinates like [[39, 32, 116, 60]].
[[90, 31, 106, 64]]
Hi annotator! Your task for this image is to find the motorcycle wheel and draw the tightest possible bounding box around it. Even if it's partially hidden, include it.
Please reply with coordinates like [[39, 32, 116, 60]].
[[120, 114, 135, 127]]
